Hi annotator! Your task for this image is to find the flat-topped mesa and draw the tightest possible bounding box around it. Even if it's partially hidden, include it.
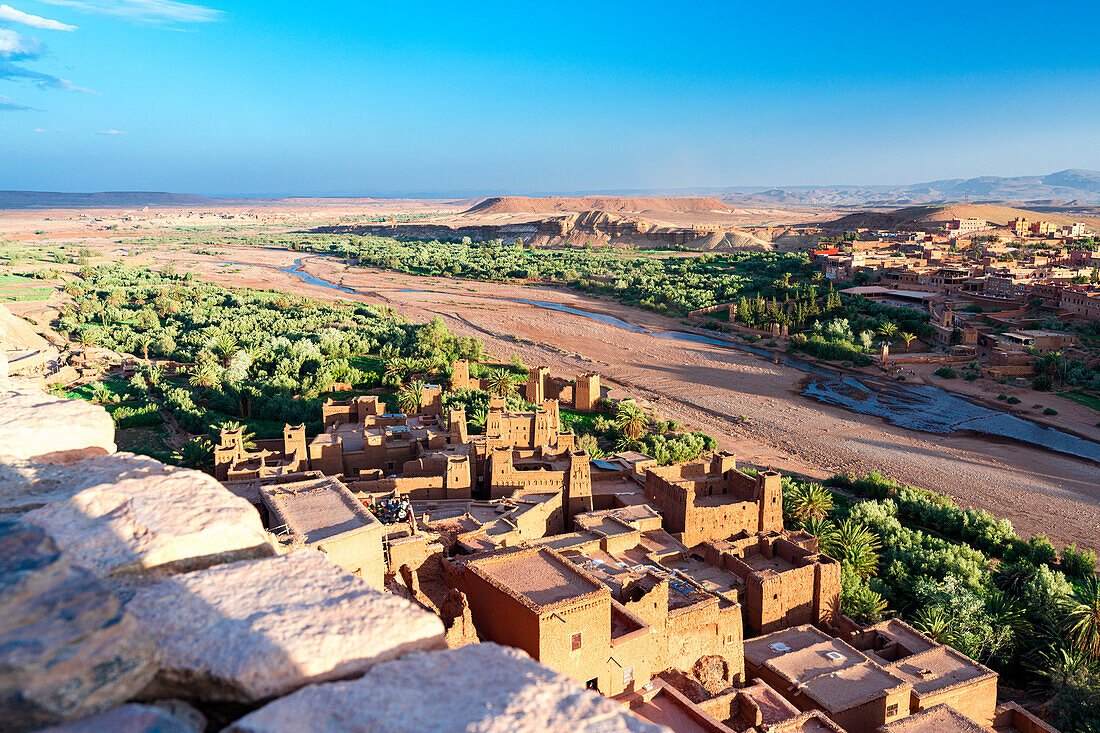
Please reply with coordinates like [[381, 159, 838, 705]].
[[644, 451, 784, 547]]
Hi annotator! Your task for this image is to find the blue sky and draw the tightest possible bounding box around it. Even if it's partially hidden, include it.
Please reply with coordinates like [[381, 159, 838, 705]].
[[1, 0, 1099, 195]]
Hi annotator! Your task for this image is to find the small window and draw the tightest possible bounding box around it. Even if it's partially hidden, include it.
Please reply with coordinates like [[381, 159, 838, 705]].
[[623, 667, 634, 685], [586, 677, 599, 691], [886, 704, 899, 717], [571, 632, 582, 651]]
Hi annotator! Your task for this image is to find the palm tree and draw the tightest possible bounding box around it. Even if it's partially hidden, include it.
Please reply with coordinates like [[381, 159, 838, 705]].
[[398, 380, 425, 414], [1066, 576, 1100, 660], [914, 606, 956, 646], [877, 322, 898, 341], [467, 407, 487, 433], [189, 362, 222, 388], [211, 333, 239, 367], [822, 518, 882, 577], [900, 332, 916, 352], [77, 327, 99, 347], [788, 482, 833, 523], [384, 357, 416, 384], [802, 517, 838, 548], [89, 381, 112, 404], [174, 437, 214, 471], [485, 368, 517, 398], [134, 335, 154, 360], [613, 400, 648, 441], [614, 434, 642, 453]]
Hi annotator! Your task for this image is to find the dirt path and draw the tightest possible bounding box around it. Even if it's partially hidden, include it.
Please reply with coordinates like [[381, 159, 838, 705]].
[[107, 244, 1100, 551]]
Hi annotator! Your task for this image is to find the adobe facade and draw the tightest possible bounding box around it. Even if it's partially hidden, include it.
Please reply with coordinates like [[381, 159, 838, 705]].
[[644, 452, 783, 547], [704, 530, 842, 635], [524, 364, 604, 411], [197, 359, 1042, 733]]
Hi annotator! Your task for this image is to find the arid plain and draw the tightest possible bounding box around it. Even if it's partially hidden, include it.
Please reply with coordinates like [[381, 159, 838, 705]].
[[4, 197, 1096, 552]]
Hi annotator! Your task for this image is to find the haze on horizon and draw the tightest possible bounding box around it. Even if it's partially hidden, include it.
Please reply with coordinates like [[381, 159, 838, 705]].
[[2, 0, 1099, 197]]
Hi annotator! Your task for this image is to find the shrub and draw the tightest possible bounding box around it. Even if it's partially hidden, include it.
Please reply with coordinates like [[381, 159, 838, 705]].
[[934, 367, 957, 379], [1043, 408, 1058, 415], [997, 394, 1007, 400], [1007, 396, 1021, 404], [1060, 544, 1098, 579]]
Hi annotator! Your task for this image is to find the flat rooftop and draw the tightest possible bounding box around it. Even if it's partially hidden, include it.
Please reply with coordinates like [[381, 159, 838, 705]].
[[261, 477, 380, 544], [765, 639, 868, 685], [472, 547, 606, 611], [798, 661, 908, 713], [744, 625, 834, 668], [889, 645, 994, 696], [623, 682, 733, 733]]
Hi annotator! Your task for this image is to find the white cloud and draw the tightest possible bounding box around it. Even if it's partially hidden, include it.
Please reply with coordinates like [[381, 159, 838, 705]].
[[33, 126, 45, 131], [97, 128, 126, 134], [0, 4, 76, 30], [36, 0, 221, 23], [0, 27, 42, 58], [0, 59, 95, 92]]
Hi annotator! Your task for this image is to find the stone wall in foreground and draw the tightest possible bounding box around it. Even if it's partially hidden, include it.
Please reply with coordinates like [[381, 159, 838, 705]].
[[0, 376, 664, 733]]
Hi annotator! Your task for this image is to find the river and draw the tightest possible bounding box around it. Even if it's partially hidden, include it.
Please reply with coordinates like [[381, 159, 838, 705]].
[[230, 256, 1100, 463]]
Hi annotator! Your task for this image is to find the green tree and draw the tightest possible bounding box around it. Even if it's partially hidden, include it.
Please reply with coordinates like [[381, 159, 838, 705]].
[[174, 437, 213, 470], [398, 380, 425, 414], [485, 368, 518, 397], [787, 482, 833, 523], [1067, 577, 1100, 660], [189, 362, 222, 388], [613, 400, 648, 441]]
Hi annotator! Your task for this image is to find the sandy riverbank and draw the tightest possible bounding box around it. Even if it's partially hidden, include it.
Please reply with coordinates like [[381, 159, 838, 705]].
[[42, 241, 1100, 551]]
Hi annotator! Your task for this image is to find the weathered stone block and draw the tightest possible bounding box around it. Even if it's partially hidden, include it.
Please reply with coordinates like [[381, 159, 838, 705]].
[[0, 519, 157, 731], [39, 703, 201, 733], [225, 644, 666, 733], [18, 452, 273, 577], [0, 377, 115, 463], [125, 550, 447, 703]]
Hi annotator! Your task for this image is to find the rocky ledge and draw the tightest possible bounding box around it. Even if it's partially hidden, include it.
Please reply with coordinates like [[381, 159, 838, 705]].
[[0, 376, 664, 733]]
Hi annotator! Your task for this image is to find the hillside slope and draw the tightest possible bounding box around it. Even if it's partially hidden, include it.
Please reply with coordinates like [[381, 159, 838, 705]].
[[464, 196, 731, 215], [827, 203, 1100, 231]]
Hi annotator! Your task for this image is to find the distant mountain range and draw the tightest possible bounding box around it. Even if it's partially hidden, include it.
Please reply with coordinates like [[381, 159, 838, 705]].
[[710, 169, 1100, 207], [3, 169, 1100, 208]]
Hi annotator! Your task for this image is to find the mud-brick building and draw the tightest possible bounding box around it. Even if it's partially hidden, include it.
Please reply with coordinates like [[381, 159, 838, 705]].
[[704, 530, 842, 634], [258, 475, 385, 589], [448, 545, 660, 696], [484, 398, 572, 449], [214, 424, 307, 481], [525, 366, 603, 412], [745, 625, 912, 732], [486, 445, 593, 525], [644, 452, 783, 547], [533, 505, 746, 686], [747, 620, 1000, 733], [845, 619, 998, 728]]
